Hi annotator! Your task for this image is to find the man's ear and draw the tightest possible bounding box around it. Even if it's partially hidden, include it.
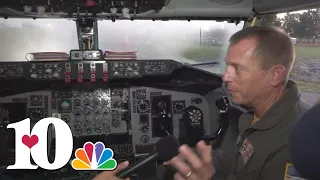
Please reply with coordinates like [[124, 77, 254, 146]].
[[268, 65, 286, 86]]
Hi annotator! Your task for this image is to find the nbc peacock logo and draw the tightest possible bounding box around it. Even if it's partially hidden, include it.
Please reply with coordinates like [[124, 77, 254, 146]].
[[71, 141, 117, 170]]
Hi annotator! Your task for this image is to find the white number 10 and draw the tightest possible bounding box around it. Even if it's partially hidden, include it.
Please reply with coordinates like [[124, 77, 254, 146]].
[[6, 118, 73, 170]]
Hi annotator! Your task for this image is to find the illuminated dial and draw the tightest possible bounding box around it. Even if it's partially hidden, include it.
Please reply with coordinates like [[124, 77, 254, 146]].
[[101, 99, 110, 107], [101, 90, 110, 97], [137, 100, 150, 113], [188, 109, 202, 124]]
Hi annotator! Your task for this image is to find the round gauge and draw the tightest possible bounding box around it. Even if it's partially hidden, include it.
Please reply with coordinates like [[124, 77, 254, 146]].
[[101, 90, 110, 97], [74, 124, 83, 136], [188, 108, 203, 124], [94, 127, 102, 134], [30, 95, 42, 106], [83, 98, 91, 106], [102, 107, 111, 115], [92, 98, 100, 106], [61, 115, 70, 123], [138, 100, 150, 113], [83, 107, 91, 116], [85, 128, 92, 135], [174, 102, 184, 111], [93, 117, 102, 124], [73, 108, 82, 116], [140, 125, 149, 133], [103, 124, 111, 133], [29, 108, 43, 121], [92, 90, 100, 97], [140, 135, 149, 143], [73, 90, 81, 97], [93, 108, 101, 115], [101, 99, 110, 107], [111, 99, 122, 108], [82, 91, 90, 97], [136, 90, 146, 99], [73, 99, 81, 107]]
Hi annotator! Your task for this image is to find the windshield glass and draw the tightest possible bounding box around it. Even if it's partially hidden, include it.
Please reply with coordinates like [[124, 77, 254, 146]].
[[0, 19, 244, 75]]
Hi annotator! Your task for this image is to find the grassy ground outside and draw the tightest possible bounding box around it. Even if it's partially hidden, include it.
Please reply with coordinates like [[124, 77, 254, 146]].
[[182, 45, 226, 60], [295, 81, 320, 93], [183, 45, 320, 60], [295, 45, 320, 59], [182, 45, 320, 93]]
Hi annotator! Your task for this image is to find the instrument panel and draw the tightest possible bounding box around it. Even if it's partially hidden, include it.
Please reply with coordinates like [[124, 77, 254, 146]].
[[0, 86, 210, 164], [0, 60, 182, 81], [0, 60, 223, 180]]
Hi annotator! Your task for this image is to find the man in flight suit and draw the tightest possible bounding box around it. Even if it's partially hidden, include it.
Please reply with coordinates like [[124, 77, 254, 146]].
[[164, 26, 310, 180]]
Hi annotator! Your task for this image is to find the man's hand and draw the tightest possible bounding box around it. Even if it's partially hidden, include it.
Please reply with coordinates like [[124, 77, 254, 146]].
[[93, 161, 130, 180], [164, 140, 215, 180]]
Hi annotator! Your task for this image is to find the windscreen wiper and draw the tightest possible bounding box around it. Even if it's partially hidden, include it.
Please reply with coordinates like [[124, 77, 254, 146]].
[[189, 61, 220, 67]]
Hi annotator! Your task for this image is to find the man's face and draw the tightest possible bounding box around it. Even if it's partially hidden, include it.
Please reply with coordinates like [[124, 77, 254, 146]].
[[223, 38, 271, 107]]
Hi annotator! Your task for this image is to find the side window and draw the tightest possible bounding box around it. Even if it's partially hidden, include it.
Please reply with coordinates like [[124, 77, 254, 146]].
[[261, 10, 320, 106]]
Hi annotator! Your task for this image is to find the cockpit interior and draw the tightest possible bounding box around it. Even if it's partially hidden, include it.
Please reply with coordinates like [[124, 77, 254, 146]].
[[0, 0, 319, 179]]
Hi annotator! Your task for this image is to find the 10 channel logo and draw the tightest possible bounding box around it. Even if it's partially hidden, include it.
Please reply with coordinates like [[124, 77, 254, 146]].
[[6, 117, 117, 171]]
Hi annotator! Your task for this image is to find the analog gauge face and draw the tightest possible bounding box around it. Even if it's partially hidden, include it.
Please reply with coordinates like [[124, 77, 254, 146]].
[[30, 95, 42, 106], [92, 98, 100, 107], [103, 124, 111, 133], [137, 100, 150, 113], [82, 91, 90, 97], [101, 99, 110, 107], [83, 107, 91, 116], [93, 108, 101, 115], [136, 89, 147, 99], [188, 109, 202, 124], [101, 90, 110, 97], [61, 114, 70, 123], [92, 90, 100, 97], [29, 108, 44, 121], [73, 108, 82, 116], [73, 99, 81, 107], [102, 107, 111, 115], [83, 98, 91, 106], [73, 90, 81, 98]]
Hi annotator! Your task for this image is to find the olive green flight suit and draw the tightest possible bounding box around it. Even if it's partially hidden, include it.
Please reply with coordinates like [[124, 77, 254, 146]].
[[222, 80, 310, 180]]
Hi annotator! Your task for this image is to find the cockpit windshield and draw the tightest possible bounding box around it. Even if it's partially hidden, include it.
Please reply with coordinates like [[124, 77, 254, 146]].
[[0, 18, 244, 75]]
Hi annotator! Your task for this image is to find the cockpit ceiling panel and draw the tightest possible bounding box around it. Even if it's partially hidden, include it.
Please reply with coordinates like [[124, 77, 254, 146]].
[[0, 0, 252, 19]]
